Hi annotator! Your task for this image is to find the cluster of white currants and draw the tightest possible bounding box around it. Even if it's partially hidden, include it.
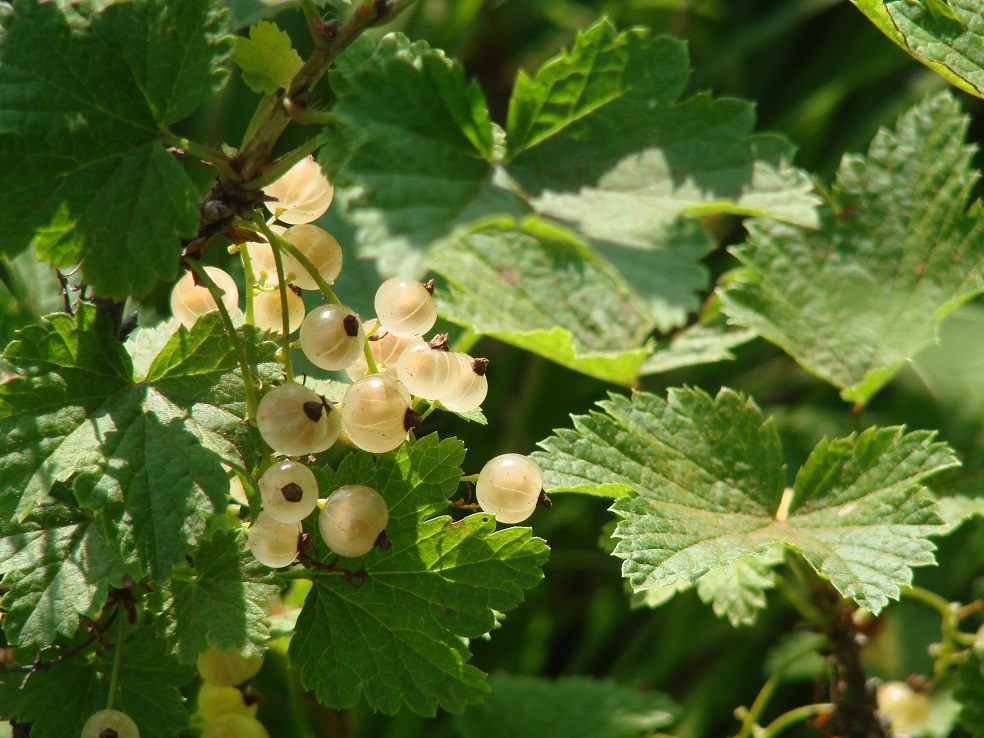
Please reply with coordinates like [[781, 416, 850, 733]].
[[193, 646, 269, 738], [170, 155, 546, 574]]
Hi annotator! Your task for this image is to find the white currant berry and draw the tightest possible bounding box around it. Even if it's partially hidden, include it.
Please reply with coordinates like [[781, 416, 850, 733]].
[[196, 682, 258, 720], [201, 713, 271, 738], [396, 335, 461, 400], [340, 374, 419, 454], [82, 709, 140, 738], [263, 156, 334, 225], [310, 399, 342, 453], [476, 453, 544, 524], [256, 384, 329, 457], [258, 460, 319, 523], [247, 226, 287, 286], [877, 681, 931, 734], [319, 484, 390, 558], [440, 354, 489, 413], [197, 645, 264, 687], [170, 267, 239, 328], [280, 225, 343, 290], [374, 277, 437, 339], [252, 286, 306, 334], [299, 304, 365, 371], [247, 512, 302, 568], [345, 319, 424, 381]]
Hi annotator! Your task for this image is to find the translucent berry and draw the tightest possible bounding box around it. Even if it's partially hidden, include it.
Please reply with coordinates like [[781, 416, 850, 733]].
[[340, 374, 418, 454], [345, 319, 424, 381], [256, 384, 329, 457], [263, 156, 333, 225], [196, 645, 264, 687], [396, 336, 461, 400], [877, 681, 931, 734], [81, 709, 140, 738], [201, 713, 270, 738], [170, 267, 239, 328], [258, 460, 319, 523], [374, 277, 437, 339], [247, 512, 302, 568], [252, 286, 305, 334], [299, 304, 365, 371], [247, 226, 286, 287], [476, 453, 544, 524], [439, 354, 489, 413], [309, 399, 342, 453], [319, 484, 390, 558], [280, 225, 343, 290], [195, 682, 258, 720]]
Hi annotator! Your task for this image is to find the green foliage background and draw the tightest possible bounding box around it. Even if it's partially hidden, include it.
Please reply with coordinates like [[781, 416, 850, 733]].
[[4, 0, 984, 736]]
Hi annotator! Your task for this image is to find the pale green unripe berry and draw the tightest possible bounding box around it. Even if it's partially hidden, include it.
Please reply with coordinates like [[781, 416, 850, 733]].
[[201, 713, 270, 738], [82, 709, 140, 738], [876, 681, 930, 734], [170, 267, 239, 328], [195, 682, 258, 721], [374, 277, 437, 338], [263, 156, 334, 225], [319, 484, 390, 558], [196, 645, 264, 687], [476, 454, 544, 524]]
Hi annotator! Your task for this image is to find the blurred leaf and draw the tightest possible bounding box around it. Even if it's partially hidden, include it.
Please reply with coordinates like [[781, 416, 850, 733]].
[[0, 0, 230, 299], [225, 0, 350, 29], [433, 223, 653, 385], [854, 0, 984, 98], [956, 647, 984, 736], [764, 631, 828, 679], [0, 254, 64, 348], [536, 387, 957, 613], [720, 92, 984, 407], [234, 20, 303, 94], [453, 673, 677, 738]]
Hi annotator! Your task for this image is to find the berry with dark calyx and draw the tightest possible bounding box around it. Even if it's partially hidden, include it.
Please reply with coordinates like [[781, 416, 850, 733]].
[[195, 682, 259, 721], [396, 334, 461, 401], [309, 397, 342, 453], [252, 286, 305, 334], [340, 374, 414, 453], [345, 318, 424, 380], [81, 709, 140, 738], [197, 645, 264, 687], [258, 460, 319, 523], [256, 383, 329, 457], [319, 484, 390, 558], [476, 454, 545, 524], [299, 304, 365, 371], [439, 354, 489, 413], [170, 267, 239, 328], [247, 512, 302, 568], [374, 277, 438, 339], [263, 156, 334, 225]]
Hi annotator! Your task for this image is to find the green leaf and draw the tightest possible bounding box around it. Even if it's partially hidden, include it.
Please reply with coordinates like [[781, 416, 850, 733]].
[[640, 319, 757, 375], [956, 647, 984, 736], [853, 0, 984, 99], [433, 223, 653, 386], [234, 20, 303, 94], [321, 33, 528, 275], [504, 20, 689, 158], [535, 387, 957, 613], [226, 0, 350, 29], [290, 434, 549, 715], [719, 91, 984, 407], [506, 20, 820, 239], [7, 627, 191, 738], [453, 673, 677, 738], [0, 494, 127, 648], [0, 0, 231, 299], [151, 529, 283, 662], [0, 253, 65, 348], [0, 308, 275, 579]]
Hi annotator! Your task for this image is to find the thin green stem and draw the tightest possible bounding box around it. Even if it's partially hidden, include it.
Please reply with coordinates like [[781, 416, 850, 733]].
[[761, 703, 835, 738], [162, 131, 240, 182], [238, 245, 257, 325], [736, 673, 782, 738], [280, 567, 314, 580], [242, 131, 333, 191], [301, 0, 328, 46], [106, 611, 126, 712], [419, 400, 441, 421], [774, 573, 828, 626], [902, 585, 966, 676], [254, 215, 342, 304], [188, 260, 259, 420], [460, 474, 479, 483], [362, 340, 380, 375], [270, 246, 295, 384]]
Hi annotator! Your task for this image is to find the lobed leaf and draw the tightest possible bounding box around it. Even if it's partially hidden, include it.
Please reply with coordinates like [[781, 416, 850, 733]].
[[535, 387, 957, 613], [234, 20, 303, 94], [0, 0, 230, 299], [720, 91, 984, 406], [290, 434, 549, 715]]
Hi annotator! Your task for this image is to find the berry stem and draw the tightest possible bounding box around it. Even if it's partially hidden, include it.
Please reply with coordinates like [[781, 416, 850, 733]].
[[162, 131, 240, 183], [901, 585, 968, 676], [419, 400, 441, 421], [106, 609, 127, 712], [187, 260, 259, 420], [760, 703, 835, 738], [238, 244, 258, 325], [459, 474, 479, 483], [253, 214, 342, 304], [362, 340, 380, 375], [270, 243, 296, 384]]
